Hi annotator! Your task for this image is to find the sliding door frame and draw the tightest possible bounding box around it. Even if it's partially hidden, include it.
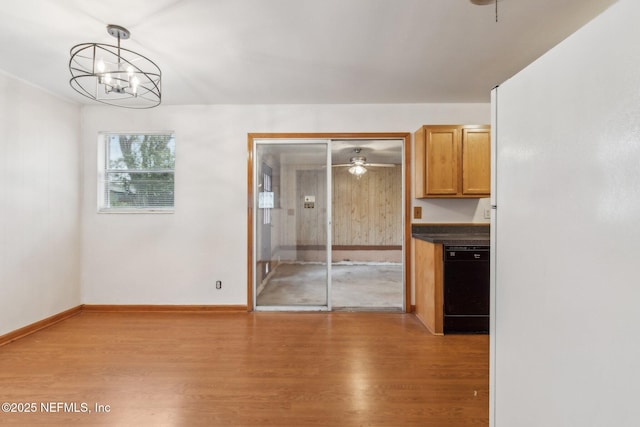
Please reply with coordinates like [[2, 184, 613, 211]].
[[247, 132, 412, 312], [252, 139, 332, 311]]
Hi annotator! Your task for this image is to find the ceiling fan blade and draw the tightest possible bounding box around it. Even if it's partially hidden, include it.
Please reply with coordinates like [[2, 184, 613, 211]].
[[366, 163, 398, 167], [332, 163, 352, 167]]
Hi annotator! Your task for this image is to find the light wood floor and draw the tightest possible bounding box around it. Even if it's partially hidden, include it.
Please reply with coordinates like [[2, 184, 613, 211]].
[[0, 312, 488, 426]]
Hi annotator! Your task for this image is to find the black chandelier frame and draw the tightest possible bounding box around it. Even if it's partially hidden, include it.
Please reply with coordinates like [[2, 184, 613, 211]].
[[69, 25, 162, 109]]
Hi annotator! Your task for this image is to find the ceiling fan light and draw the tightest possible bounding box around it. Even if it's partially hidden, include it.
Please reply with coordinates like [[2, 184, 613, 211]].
[[349, 155, 368, 166], [348, 165, 367, 176]]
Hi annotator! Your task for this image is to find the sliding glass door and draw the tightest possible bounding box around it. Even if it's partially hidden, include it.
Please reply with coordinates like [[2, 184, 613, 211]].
[[253, 140, 331, 311]]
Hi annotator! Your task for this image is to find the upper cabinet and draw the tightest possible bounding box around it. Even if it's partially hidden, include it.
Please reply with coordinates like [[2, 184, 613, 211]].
[[414, 125, 490, 198]]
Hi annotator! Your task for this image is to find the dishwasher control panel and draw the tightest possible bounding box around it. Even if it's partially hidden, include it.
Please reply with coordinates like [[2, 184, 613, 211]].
[[445, 246, 489, 261]]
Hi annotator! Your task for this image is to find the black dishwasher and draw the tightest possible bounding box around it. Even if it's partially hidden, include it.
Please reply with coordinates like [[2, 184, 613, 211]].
[[443, 245, 490, 334]]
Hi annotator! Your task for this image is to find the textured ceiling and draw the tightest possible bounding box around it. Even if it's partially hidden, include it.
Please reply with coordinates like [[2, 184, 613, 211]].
[[0, 0, 617, 105]]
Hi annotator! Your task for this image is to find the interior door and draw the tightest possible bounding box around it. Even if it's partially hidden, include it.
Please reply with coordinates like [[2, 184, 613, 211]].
[[330, 139, 404, 310], [253, 140, 331, 310]]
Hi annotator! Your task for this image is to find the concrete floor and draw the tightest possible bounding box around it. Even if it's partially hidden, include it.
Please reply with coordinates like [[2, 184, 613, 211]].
[[256, 262, 403, 310]]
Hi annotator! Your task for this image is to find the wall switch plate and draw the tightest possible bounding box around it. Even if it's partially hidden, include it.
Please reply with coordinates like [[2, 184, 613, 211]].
[[484, 208, 491, 219], [303, 195, 315, 209]]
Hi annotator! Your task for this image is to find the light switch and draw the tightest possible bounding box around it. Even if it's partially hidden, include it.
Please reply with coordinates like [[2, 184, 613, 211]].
[[304, 195, 315, 209]]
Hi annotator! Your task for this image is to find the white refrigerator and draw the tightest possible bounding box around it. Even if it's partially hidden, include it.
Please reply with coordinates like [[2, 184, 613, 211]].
[[490, 0, 640, 425]]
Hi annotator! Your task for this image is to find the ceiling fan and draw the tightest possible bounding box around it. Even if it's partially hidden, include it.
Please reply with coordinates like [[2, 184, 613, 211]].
[[333, 148, 397, 177]]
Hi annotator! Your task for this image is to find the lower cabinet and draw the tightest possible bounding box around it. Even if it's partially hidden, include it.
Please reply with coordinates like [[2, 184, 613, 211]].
[[414, 238, 444, 335]]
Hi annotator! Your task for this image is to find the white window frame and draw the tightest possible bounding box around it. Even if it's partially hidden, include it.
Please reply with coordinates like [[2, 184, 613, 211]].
[[98, 131, 176, 213]]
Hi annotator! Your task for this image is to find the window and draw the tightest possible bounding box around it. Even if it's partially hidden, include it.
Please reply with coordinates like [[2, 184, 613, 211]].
[[99, 132, 175, 212]]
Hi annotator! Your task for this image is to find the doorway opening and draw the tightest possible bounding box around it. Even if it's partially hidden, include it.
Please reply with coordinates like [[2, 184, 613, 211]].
[[247, 133, 411, 312]]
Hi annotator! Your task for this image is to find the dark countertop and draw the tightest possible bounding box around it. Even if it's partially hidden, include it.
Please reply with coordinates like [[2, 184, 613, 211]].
[[411, 224, 490, 246], [412, 233, 490, 245]]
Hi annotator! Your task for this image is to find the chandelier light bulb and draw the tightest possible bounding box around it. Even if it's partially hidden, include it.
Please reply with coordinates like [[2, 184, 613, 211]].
[[96, 59, 106, 73], [131, 76, 140, 95]]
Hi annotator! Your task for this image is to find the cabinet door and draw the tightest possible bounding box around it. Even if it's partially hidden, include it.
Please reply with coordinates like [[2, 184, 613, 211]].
[[414, 238, 444, 335], [461, 127, 491, 196], [425, 127, 460, 195]]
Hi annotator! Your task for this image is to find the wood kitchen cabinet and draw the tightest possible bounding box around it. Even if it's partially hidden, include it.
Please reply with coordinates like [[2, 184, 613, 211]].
[[414, 238, 444, 335], [414, 125, 491, 198]]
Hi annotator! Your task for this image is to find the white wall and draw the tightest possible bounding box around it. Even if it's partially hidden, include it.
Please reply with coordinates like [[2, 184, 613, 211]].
[[413, 197, 491, 224], [493, 0, 640, 425], [0, 72, 81, 336], [80, 103, 489, 305]]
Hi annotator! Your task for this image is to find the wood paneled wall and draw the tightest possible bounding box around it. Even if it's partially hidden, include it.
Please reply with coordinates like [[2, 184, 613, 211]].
[[332, 166, 402, 246], [272, 164, 402, 254]]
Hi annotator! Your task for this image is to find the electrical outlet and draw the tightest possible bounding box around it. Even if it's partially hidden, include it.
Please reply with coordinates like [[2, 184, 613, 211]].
[[215, 280, 222, 289], [413, 206, 422, 219]]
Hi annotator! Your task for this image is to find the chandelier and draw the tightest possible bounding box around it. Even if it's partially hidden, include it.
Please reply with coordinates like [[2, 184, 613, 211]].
[[69, 25, 161, 108]]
